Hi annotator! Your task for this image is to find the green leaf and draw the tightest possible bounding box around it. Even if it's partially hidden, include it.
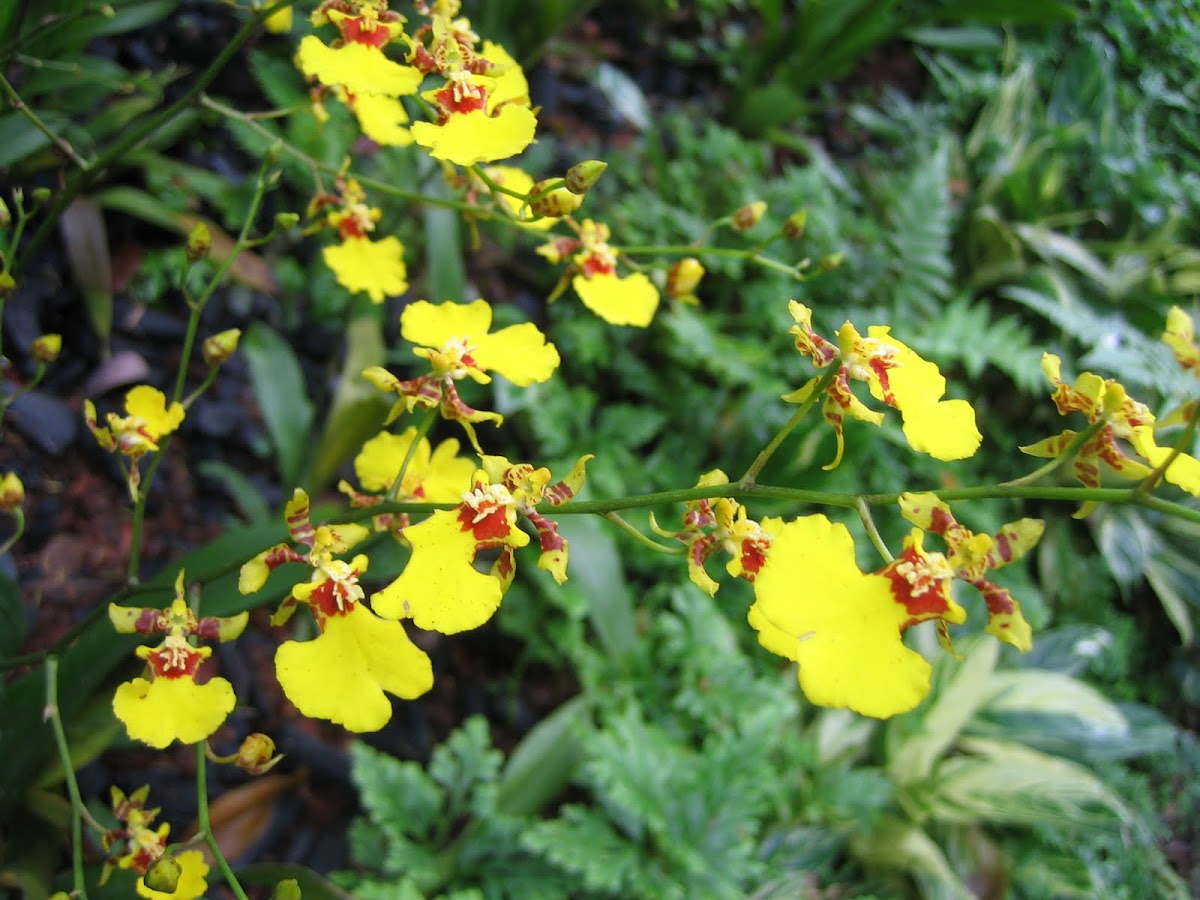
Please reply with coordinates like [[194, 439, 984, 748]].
[[933, 0, 1076, 24], [308, 314, 389, 492], [59, 196, 113, 352], [497, 696, 591, 818], [195, 460, 273, 524], [0, 569, 26, 659], [350, 742, 443, 842], [555, 516, 638, 662], [243, 321, 316, 487], [886, 637, 1000, 784], [429, 716, 503, 818], [521, 805, 642, 895], [423, 180, 466, 303]]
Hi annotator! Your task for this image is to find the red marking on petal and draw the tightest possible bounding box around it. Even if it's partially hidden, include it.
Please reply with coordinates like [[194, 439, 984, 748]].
[[458, 504, 512, 543], [976, 579, 1015, 616], [881, 546, 955, 625], [436, 85, 487, 115], [927, 506, 955, 536], [738, 537, 770, 581], [145, 645, 204, 679], [133, 609, 161, 635], [579, 252, 616, 277], [527, 509, 565, 553], [341, 16, 392, 48]]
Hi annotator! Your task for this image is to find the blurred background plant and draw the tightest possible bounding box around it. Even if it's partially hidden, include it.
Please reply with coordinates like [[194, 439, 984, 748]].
[[3, 0, 1200, 896]]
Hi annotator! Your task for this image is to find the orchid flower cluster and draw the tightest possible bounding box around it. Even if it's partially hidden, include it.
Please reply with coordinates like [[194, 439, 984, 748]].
[[48, 3, 1200, 897]]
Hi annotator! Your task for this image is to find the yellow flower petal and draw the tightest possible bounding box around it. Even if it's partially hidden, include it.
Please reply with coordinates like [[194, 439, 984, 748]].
[[402, 298, 494, 348], [372, 508, 526, 633], [295, 36, 422, 97], [483, 166, 555, 230], [275, 603, 432, 732], [125, 385, 184, 439], [473, 323, 560, 385], [410, 104, 538, 166], [480, 41, 530, 110], [113, 676, 236, 749], [749, 515, 931, 718], [355, 429, 429, 492], [572, 271, 660, 327], [323, 236, 408, 303], [351, 93, 413, 146], [136, 850, 209, 900], [263, 5, 293, 34], [1131, 425, 1200, 495]]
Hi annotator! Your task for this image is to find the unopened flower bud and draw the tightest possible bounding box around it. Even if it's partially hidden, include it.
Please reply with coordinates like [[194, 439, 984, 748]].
[[0, 272, 16, 299], [265, 140, 284, 166], [185, 222, 211, 262], [31, 187, 52, 205], [264, 4, 294, 33], [565, 160, 607, 195], [529, 181, 583, 218], [203, 329, 242, 366], [731, 201, 767, 232], [0, 473, 24, 511], [274, 212, 300, 232], [143, 854, 182, 893], [31, 333, 62, 364], [271, 878, 303, 900], [782, 209, 807, 239], [819, 252, 844, 272], [234, 732, 284, 775], [665, 257, 705, 304], [0, 198, 10, 227]]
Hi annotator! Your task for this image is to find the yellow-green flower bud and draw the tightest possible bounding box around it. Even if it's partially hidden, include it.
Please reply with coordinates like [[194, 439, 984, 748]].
[[0, 272, 15, 299], [0, 198, 11, 228], [203, 328, 242, 367], [234, 732, 284, 775], [529, 180, 583, 218], [274, 211, 300, 232], [271, 878, 303, 900], [0, 473, 24, 511], [31, 333, 62, 364], [565, 160, 607, 195], [819, 252, 844, 272], [31, 187, 51, 205], [185, 222, 211, 262], [143, 854, 182, 893], [731, 201, 767, 232], [782, 209, 807, 239], [665, 257, 705, 303]]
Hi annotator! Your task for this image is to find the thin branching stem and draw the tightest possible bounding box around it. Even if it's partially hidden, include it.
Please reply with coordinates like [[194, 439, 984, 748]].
[[601, 511, 683, 554], [45, 656, 89, 900], [386, 409, 439, 502], [195, 743, 250, 900]]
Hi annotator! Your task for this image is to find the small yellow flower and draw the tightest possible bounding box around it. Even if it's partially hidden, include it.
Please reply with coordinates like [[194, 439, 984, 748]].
[[537, 219, 660, 326], [1163, 306, 1200, 376], [372, 454, 591, 629], [363, 298, 559, 450], [296, 4, 420, 97], [31, 333, 62, 364], [109, 571, 248, 749], [240, 489, 433, 731], [408, 32, 537, 165], [899, 492, 1041, 652], [1021, 353, 1200, 514], [749, 515, 965, 718], [785, 302, 981, 468], [321, 179, 408, 303], [651, 469, 772, 596], [84, 385, 185, 460]]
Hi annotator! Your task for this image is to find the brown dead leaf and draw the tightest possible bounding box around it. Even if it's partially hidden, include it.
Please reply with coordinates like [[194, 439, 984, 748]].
[[187, 770, 305, 864]]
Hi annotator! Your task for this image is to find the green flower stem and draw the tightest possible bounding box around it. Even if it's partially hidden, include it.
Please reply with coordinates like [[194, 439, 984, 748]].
[[195, 743, 250, 900], [1002, 419, 1107, 487], [44, 656, 89, 900], [739, 367, 838, 486], [128, 164, 270, 584], [199, 95, 491, 219], [856, 498, 893, 563], [1135, 400, 1200, 497], [469, 164, 529, 203], [13, 0, 292, 280], [601, 511, 683, 554], [0, 70, 92, 170], [617, 243, 805, 280], [386, 409, 439, 502], [0, 508, 24, 557]]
